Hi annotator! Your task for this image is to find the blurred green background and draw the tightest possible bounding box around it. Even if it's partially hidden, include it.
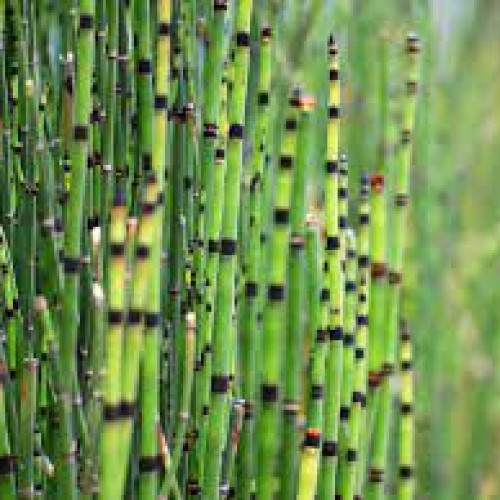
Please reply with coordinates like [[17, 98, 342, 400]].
[[263, 0, 500, 498]]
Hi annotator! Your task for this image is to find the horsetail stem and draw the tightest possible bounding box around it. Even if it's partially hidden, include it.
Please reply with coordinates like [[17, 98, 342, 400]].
[[256, 89, 300, 500], [137, 1, 171, 497], [203, 1, 254, 497], [296, 216, 325, 500], [398, 320, 414, 500], [236, 25, 272, 500], [99, 189, 128, 500], [318, 35, 342, 500], [337, 228, 358, 494], [194, 2, 230, 482], [281, 93, 314, 500], [342, 175, 370, 500], [366, 33, 421, 500]]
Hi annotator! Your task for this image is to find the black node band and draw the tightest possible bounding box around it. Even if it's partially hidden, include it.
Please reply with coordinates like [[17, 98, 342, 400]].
[[220, 238, 237, 256], [211, 375, 229, 394], [400, 466, 413, 479], [347, 449, 357, 462], [311, 384, 323, 400], [261, 383, 278, 402], [352, 391, 366, 407], [74, 124, 88, 141], [339, 187, 348, 199], [316, 329, 327, 342], [203, 123, 218, 138], [304, 433, 321, 448], [359, 214, 370, 225], [127, 309, 143, 325], [236, 31, 250, 47], [138, 454, 163, 473], [330, 326, 343, 341], [326, 160, 338, 173], [155, 95, 168, 109], [103, 403, 122, 421], [329, 69, 339, 81], [208, 239, 220, 253], [268, 284, 285, 301], [214, 0, 228, 11], [110, 242, 126, 257], [339, 215, 348, 229], [344, 334, 354, 347], [401, 360, 412, 371], [136, 245, 150, 259], [215, 148, 225, 161], [285, 118, 297, 131], [345, 281, 357, 293], [340, 406, 350, 421], [321, 288, 330, 302], [261, 26, 272, 38], [108, 310, 124, 325], [322, 440, 337, 457], [63, 256, 81, 274], [229, 123, 244, 139], [357, 315, 368, 326], [280, 155, 293, 169], [0, 455, 17, 475], [274, 208, 290, 224], [245, 281, 258, 298], [79, 13, 94, 29], [401, 403, 413, 414], [120, 401, 136, 418], [145, 313, 160, 328], [355, 348, 364, 360], [158, 23, 171, 36], [137, 59, 152, 74], [358, 255, 369, 268], [258, 92, 269, 105], [328, 106, 340, 119], [326, 236, 340, 250], [5, 309, 14, 319]]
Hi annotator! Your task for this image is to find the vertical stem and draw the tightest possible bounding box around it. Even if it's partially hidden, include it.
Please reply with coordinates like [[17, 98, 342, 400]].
[[203, 1, 253, 496], [280, 94, 313, 500], [256, 89, 299, 500], [236, 23, 272, 500], [318, 36, 342, 500], [398, 320, 414, 500]]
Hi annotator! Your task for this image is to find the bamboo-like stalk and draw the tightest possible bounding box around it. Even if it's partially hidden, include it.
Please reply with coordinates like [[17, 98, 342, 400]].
[[398, 320, 414, 500], [202, 1, 254, 497], [98, 189, 128, 500], [137, 1, 171, 497], [342, 175, 370, 500], [255, 89, 300, 500], [296, 217, 326, 500], [366, 34, 421, 500], [236, 24, 272, 500], [281, 93, 314, 500], [194, 2, 231, 485], [58, 2, 96, 498], [317, 35, 342, 500], [337, 228, 358, 494], [115, 173, 159, 498], [0, 301, 16, 499]]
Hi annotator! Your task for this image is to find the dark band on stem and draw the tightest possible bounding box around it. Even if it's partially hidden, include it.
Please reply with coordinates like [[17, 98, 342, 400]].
[[267, 284, 285, 301], [261, 383, 278, 402], [322, 440, 337, 457]]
